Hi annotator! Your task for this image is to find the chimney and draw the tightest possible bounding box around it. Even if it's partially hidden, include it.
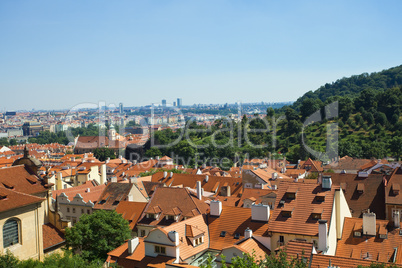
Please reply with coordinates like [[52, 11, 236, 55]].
[[205, 175, 209, 182], [100, 164, 106, 185], [56, 172, 63, 190], [210, 200, 222, 216], [106, 157, 110, 164], [128, 237, 139, 254], [168, 231, 179, 246], [170, 172, 173, 178], [156, 156, 160, 160], [272, 172, 278, 180], [167, 231, 180, 263], [71, 157, 75, 162], [251, 204, 270, 222], [196, 181, 202, 200], [317, 173, 323, 184], [363, 211, 377, 236], [322, 175, 332, 190], [244, 227, 253, 239], [111, 177, 117, 183], [318, 220, 328, 252], [394, 211, 400, 228], [130, 177, 137, 184], [163, 171, 168, 178]]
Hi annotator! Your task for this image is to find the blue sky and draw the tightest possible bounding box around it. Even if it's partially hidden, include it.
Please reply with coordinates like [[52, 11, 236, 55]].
[[1, 0, 402, 111]]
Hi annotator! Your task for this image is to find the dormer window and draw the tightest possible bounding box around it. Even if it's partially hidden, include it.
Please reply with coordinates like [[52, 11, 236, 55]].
[[281, 207, 293, 218], [311, 208, 323, 220], [357, 183, 365, 193], [147, 213, 157, 219], [354, 231, 361, 237], [193, 235, 204, 246], [285, 186, 298, 200], [379, 225, 387, 239], [392, 184, 400, 195], [315, 192, 326, 202]]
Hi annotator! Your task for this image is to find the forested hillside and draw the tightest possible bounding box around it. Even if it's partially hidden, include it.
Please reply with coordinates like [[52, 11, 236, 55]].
[[145, 65, 402, 167]]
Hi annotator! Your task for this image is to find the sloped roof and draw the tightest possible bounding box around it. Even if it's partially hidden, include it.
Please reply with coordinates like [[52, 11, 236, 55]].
[[42, 223, 65, 250], [161, 214, 209, 260], [115, 201, 148, 230], [106, 238, 175, 268], [137, 187, 209, 227], [151, 172, 243, 197], [328, 173, 385, 218], [385, 168, 402, 206], [0, 187, 44, 213], [52, 180, 106, 203], [0, 165, 49, 195], [207, 206, 269, 250], [268, 182, 335, 236], [238, 188, 277, 207], [93, 182, 133, 210], [336, 217, 402, 264]]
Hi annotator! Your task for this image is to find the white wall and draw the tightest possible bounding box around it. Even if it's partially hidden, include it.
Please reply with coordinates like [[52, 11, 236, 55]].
[[335, 188, 352, 239]]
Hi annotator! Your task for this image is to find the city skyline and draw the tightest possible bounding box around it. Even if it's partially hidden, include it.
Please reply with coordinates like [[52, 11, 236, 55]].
[[1, 0, 402, 110]]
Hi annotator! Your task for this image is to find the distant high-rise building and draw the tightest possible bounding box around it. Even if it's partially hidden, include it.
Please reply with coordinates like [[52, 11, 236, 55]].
[[177, 98, 182, 107], [162, 99, 167, 107], [119, 103, 123, 114], [173, 101, 177, 107]]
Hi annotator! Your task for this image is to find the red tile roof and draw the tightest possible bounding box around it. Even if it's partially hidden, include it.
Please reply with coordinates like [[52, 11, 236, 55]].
[[268, 182, 336, 236], [207, 206, 269, 251], [0, 165, 49, 195], [42, 223, 65, 250], [0, 187, 44, 213]]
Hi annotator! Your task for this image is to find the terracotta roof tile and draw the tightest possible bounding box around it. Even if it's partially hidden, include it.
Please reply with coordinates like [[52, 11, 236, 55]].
[[268, 182, 335, 236], [329, 173, 385, 218], [336, 217, 402, 264], [0, 165, 49, 195], [115, 201, 148, 230], [0, 187, 44, 213], [207, 206, 269, 251], [42, 223, 65, 250]]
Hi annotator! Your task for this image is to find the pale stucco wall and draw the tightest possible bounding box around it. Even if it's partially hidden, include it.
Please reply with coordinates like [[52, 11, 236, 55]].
[[0, 203, 44, 261]]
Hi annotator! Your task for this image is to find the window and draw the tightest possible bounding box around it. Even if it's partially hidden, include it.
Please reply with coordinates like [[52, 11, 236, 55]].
[[141, 230, 146, 237], [67, 207, 70, 213], [3, 219, 19, 247], [87, 209, 90, 214], [154, 245, 166, 254], [279, 235, 284, 243], [81, 209, 84, 214], [354, 231, 361, 237], [73, 208, 76, 213]]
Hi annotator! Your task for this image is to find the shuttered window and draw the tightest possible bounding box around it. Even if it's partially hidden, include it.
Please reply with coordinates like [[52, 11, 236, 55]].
[[3, 219, 19, 247]]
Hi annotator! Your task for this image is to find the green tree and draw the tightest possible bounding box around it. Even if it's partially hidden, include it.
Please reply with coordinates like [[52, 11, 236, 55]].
[[65, 209, 131, 262], [267, 107, 275, 117], [93, 148, 116, 161], [0, 138, 10, 147], [144, 147, 162, 158]]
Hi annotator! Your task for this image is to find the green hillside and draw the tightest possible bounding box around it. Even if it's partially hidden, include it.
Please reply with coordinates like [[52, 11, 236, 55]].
[[143, 65, 402, 167]]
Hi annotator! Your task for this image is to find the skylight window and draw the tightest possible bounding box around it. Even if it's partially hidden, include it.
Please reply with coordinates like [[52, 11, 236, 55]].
[[220, 231, 227, 237]]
